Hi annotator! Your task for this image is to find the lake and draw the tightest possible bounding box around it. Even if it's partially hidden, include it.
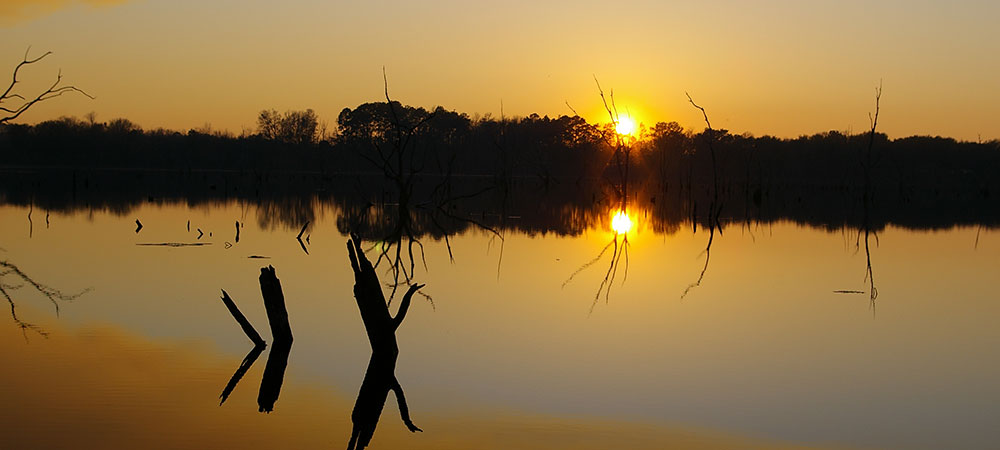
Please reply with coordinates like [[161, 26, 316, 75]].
[[1, 193, 998, 449]]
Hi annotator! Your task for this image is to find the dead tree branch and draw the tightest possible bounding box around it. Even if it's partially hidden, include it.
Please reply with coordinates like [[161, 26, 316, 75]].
[[1, 48, 93, 125], [220, 289, 266, 347]]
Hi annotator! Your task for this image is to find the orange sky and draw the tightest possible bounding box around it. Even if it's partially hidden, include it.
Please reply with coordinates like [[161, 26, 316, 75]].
[[2, 0, 999, 140]]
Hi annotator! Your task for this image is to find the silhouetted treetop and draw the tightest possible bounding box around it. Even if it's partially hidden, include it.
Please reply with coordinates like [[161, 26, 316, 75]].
[[257, 108, 319, 144]]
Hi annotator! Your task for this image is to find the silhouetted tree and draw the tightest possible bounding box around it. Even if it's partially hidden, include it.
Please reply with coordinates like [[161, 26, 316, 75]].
[[257, 108, 319, 144], [0, 48, 92, 125]]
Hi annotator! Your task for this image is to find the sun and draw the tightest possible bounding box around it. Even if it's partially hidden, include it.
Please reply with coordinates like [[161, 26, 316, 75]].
[[615, 116, 636, 136], [611, 210, 632, 234]]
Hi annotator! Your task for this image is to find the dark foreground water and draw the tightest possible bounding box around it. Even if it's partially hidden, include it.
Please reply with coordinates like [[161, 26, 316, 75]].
[[2, 200, 998, 449]]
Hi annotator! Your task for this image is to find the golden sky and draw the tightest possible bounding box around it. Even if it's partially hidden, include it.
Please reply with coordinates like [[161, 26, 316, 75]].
[[2, 0, 999, 140]]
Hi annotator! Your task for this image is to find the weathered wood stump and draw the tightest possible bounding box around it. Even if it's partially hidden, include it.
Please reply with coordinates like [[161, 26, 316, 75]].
[[218, 266, 294, 412], [259, 265, 293, 344]]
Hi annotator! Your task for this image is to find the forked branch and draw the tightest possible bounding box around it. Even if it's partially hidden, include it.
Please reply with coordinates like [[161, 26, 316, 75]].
[[1, 48, 94, 125]]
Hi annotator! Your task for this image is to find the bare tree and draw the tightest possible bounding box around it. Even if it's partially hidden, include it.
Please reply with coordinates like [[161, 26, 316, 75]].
[[858, 82, 883, 312], [680, 92, 724, 300], [0, 48, 93, 125], [686, 92, 723, 231], [560, 78, 632, 312]]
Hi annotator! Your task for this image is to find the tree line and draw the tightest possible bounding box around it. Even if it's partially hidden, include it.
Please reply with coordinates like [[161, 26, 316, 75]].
[[2, 102, 999, 196]]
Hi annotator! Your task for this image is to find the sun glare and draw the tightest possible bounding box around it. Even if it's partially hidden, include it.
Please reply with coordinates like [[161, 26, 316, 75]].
[[615, 116, 636, 136], [611, 210, 632, 234]]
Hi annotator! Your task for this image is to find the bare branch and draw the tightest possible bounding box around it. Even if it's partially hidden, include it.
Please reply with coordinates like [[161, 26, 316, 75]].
[[685, 92, 712, 131], [1, 48, 93, 125], [593, 75, 618, 126], [564, 100, 580, 117]]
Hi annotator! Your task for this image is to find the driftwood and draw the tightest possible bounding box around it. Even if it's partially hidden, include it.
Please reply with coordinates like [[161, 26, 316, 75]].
[[346, 234, 423, 450], [220, 290, 265, 347], [218, 266, 294, 412], [259, 266, 293, 344]]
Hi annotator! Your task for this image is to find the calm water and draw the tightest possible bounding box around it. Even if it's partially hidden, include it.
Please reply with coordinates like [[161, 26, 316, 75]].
[[2, 201, 998, 449]]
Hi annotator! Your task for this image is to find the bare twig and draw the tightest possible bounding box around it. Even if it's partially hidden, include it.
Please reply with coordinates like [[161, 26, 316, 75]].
[[686, 92, 712, 130], [1, 48, 94, 125]]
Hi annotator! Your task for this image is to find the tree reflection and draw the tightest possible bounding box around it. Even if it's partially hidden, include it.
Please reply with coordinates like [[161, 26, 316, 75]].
[[0, 259, 88, 339], [562, 209, 631, 314], [680, 219, 718, 300], [336, 70, 501, 305], [219, 344, 264, 405], [859, 226, 878, 310], [859, 84, 883, 312], [257, 339, 291, 413], [560, 80, 638, 312], [680, 93, 725, 300]]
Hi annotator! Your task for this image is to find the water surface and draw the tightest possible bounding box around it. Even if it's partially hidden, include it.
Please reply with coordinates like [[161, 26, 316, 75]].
[[2, 201, 997, 449]]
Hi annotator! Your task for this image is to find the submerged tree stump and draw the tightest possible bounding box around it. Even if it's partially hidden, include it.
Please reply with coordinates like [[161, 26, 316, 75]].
[[259, 265, 292, 344], [346, 234, 424, 450], [218, 266, 294, 413]]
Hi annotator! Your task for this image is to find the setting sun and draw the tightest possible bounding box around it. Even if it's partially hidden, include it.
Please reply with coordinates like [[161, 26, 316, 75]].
[[615, 116, 636, 136], [611, 210, 632, 234]]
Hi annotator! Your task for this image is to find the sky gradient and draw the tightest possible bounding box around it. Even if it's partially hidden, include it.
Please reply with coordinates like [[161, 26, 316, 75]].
[[2, 0, 998, 140]]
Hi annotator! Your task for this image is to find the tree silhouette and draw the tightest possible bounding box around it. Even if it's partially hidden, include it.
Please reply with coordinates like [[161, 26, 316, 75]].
[[0, 48, 92, 125], [257, 108, 319, 144]]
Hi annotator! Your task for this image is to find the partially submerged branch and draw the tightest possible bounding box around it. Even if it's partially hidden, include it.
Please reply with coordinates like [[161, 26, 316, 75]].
[[220, 289, 265, 347], [218, 266, 294, 412]]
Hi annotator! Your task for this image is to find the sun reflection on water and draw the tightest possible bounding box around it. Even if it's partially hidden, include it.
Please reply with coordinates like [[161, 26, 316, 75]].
[[611, 210, 632, 235]]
